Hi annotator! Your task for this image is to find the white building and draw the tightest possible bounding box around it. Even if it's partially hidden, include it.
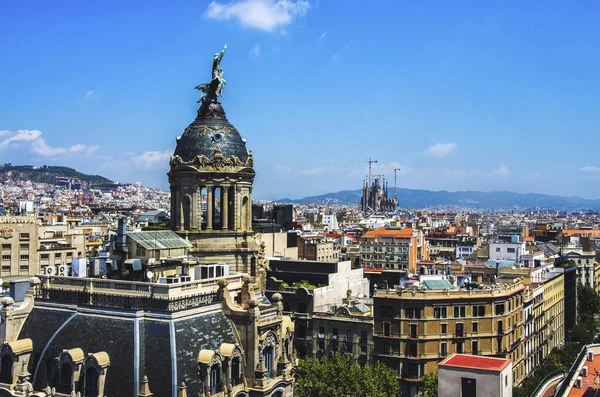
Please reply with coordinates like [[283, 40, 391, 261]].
[[489, 241, 526, 264], [321, 214, 338, 231], [438, 354, 512, 397]]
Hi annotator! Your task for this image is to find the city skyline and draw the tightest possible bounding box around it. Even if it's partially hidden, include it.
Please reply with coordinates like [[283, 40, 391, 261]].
[[1, 1, 600, 200]]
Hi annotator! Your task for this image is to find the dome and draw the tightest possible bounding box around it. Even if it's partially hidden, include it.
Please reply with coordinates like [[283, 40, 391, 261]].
[[173, 102, 249, 163]]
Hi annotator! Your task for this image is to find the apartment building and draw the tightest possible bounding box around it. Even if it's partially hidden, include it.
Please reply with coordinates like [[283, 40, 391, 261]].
[[360, 227, 418, 273], [0, 216, 84, 277], [373, 279, 526, 396]]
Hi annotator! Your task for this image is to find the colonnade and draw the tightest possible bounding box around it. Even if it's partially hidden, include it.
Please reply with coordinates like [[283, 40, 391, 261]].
[[173, 183, 252, 233]]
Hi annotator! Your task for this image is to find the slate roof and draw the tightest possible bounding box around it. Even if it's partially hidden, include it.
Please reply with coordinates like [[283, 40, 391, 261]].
[[128, 231, 192, 250], [19, 304, 241, 397]]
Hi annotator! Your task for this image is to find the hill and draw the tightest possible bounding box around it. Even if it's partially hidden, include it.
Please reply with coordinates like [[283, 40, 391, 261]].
[[0, 164, 114, 187], [278, 188, 600, 210]]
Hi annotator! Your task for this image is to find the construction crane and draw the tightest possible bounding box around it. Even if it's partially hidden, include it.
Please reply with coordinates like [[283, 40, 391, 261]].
[[354, 158, 378, 186], [383, 167, 401, 212]]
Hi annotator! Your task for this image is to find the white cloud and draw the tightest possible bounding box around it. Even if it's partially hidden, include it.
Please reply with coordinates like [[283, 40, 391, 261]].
[[0, 129, 42, 150], [249, 44, 261, 57], [579, 166, 600, 173], [318, 31, 327, 40], [425, 142, 456, 158], [31, 138, 98, 156], [131, 149, 172, 169], [493, 165, 511, 176], [0, 129, 98, 157], [205, 0, 310, 32], [86, 90, 95, 99]]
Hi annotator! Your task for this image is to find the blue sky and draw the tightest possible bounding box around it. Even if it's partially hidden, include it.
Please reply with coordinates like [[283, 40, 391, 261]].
[[1, 1, 600, 199]]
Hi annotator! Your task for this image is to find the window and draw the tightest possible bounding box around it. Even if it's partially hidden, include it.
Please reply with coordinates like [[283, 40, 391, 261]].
[[434, 307, 447, 318], [454, 306, 466, 318], [472, 323, 479, 333], [406, 308, 421, 319], [20, 255, 29, 261], [360, 330, 368, 343], [472, 340, 479, 354], [455, 323, 464, 337], [332, 328, 338, 340], [19, 233, 30, 241], [496, 247, 501, 252], [0, 354, 13, 384], [346, 330, 353, 341], [318, 340, 325, 350], [472, 305, 485, 317], [318, 326, 325, 338], [381, 340, 390, 355], [1, 255, 9, 261], [495, 303, 505, 315], [380, 305, 394, 318], [19, 265, 29, 272], [263, 346, 273, 380], [441, 324, 447, 334], [210, 365, 221, 394], [84, 367, 99, 397], [456, 341, 463, 354], [19, 244, 28, 250], [410, 324, 418, 339], [407, 341, 417, 357], [1, 244, 9, 250], [58, 363, 72, 394], [440, 342, 447, 357], [40, 254, 49, 260], [231, 357, 242, 387], [383, 322, 390, 336]]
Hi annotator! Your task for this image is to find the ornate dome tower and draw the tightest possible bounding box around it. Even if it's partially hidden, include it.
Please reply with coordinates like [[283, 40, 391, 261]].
[[168, 45, 258, 274]]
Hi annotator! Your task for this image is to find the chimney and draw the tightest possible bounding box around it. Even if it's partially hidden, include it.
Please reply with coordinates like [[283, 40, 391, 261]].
[[588, 351, 595, 362]]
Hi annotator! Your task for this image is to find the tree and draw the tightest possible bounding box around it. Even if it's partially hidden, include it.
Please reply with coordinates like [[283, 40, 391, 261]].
[[578, 284, 600, 321], [295, 354, 399, 397], [421, 372, 438, 397]]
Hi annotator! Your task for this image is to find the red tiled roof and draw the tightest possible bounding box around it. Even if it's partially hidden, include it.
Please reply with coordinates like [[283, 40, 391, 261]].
[[363, 227, 413, 238], [562, 230, 600, 237], [439, 354, 511, 372]]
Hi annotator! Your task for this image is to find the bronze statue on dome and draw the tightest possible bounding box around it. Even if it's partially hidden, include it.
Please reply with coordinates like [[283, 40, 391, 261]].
[[195, 45, 227, 103]]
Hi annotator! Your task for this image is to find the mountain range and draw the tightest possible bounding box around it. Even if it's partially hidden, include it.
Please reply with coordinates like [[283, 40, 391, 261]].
[[278, 188, 600, 210]]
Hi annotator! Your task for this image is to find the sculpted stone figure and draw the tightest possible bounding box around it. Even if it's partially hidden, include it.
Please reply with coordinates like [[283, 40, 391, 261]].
[[195, 45, 227, 103]]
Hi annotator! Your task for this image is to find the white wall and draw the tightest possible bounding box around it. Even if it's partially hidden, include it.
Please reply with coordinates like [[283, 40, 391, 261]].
[[438, 362, 512, 397]]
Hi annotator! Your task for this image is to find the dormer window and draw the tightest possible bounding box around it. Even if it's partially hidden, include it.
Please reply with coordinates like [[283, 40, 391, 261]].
[[210, 364, 221, 394], [0, 354, 13, 384]]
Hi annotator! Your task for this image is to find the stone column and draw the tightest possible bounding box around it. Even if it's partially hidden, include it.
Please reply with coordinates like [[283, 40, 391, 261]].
[[222, 186, 229, 230], [235, 187, 241, 231], [246, 188, 252, 232], [191, 189, 198, 231], [207, 186, 213, 230]]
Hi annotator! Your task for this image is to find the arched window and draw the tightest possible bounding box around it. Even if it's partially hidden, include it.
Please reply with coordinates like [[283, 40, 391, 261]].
[[58, 363, 73, 394], [263, 346, 274, 380], [0, 355, 13, 384], [272, 391, 283, 397], [84, 367, 99, 397], [231, 356, 242, 387], [210, 364, 221, 395]]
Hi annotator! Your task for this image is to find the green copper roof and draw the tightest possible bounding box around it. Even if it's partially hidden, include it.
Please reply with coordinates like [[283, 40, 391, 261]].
[[128, 231, 192, 250], [422, 279, 454, 290]]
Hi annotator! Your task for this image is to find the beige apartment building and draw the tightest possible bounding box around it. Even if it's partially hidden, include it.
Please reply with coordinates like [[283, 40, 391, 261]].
[[373, 279, 526, 396], [0, 215, 85, 277]]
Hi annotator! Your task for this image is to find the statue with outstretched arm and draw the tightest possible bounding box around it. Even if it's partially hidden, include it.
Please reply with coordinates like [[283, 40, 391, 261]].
[[213, 45, 227, 97], [195, 45, 228, 103]]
